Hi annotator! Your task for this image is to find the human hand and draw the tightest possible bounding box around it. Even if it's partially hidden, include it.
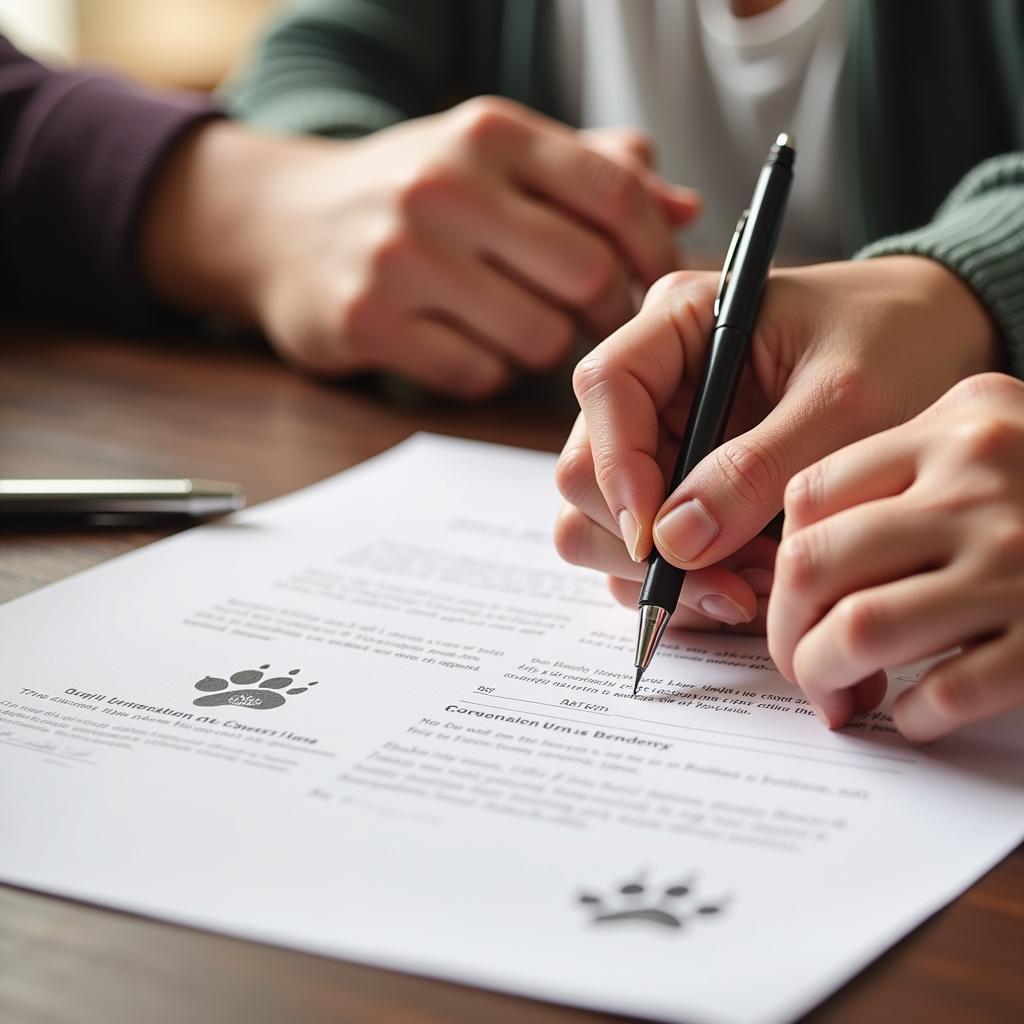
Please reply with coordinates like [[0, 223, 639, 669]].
[[768, 372, 1024, 742], [258, 101, 698, 395], [141, 104, 698, 399], [556, 410, 779, 631], [555, 257, 998, 628]]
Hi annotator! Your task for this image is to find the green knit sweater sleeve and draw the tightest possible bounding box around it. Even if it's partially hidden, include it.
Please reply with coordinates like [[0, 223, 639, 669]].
[[225, 0, 461, 138], [856, 153, 1024, 380]]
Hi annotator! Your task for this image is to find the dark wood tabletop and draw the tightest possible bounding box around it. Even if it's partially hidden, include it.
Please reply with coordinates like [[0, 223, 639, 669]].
[[1, 326, 1021, 1024]]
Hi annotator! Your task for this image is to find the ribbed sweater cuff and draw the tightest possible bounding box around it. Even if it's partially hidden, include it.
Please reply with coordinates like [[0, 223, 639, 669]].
[[855, 154, 1024, 380]]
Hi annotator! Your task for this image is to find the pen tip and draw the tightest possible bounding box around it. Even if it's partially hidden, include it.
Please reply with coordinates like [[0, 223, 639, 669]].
[[633, 667, 643, 696], [775, 131, 796, 151]]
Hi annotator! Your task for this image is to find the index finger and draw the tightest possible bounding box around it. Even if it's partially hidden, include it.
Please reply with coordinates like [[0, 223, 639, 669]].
[[572, 272, 717, 556], [515, 128, 687, 286], [781, 425, 919, 540]]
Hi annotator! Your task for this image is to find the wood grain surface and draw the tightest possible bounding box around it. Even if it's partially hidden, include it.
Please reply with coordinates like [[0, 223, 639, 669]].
[[1, 326, 1021, 1024]]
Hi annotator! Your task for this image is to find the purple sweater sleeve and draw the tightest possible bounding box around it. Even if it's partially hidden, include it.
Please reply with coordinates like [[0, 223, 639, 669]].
[[0, 37, 218, 329]]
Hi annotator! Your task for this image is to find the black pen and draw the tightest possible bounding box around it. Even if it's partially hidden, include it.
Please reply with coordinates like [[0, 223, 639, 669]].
[[633, 132, 796, 694]]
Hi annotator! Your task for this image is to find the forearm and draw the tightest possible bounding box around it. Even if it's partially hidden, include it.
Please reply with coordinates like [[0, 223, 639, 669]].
[[0, 37, 215, 329], [226, 0, 459, 138], [138, 120, 335, 325]]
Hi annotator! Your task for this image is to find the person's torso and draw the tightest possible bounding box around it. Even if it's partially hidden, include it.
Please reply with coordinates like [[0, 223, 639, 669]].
[[550, 0, 850, 264]]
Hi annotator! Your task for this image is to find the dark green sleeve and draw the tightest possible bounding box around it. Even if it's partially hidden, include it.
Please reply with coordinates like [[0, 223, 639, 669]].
[[857, 153, 1024, 380], [225, 0, 464, 138]]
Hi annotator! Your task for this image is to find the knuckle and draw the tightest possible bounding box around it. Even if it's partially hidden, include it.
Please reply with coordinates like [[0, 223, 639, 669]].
[[572, 352, 611, 405], [834, 594, 883, 661], [948, 371, 1024, 406], [996, 520, 1024, 556], [775, 531, 819, 593], [789, 643, 817, 692], [591, 448, 621, 494], [714, 437, 784, 510], [621, 129, 654, 165], [784, 462, 824, 526], [927, 667, 978, 719], [650, 271, 718, 339], [584, 153, 645, 215], [983, 519, 1024, 567], [554, 443, 596, 508], [453, 95, 518, 149], [396, 163, 460, 219], [645, 270, 692, 306], [949, 416, 1019, 465], [553, 506, 591, 567]]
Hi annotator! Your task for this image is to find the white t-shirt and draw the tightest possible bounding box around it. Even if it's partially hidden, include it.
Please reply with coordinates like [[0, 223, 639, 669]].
[[551, 0, 850, 265]]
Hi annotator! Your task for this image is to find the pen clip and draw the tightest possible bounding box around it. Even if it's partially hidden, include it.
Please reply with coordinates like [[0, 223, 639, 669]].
[[714, 209, 749, 320]]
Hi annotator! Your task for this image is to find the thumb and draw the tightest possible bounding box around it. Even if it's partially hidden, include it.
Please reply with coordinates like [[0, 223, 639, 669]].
[[652, 377, 855, 569]]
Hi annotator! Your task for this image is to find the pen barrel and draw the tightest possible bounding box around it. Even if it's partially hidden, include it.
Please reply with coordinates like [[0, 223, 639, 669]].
[[715, 149, 793, 334], [639, 324, 750, 611]]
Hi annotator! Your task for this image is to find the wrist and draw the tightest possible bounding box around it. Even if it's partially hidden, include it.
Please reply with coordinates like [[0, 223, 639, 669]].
[[866, 255, 1000, 376], [138, 120, 330, 327]]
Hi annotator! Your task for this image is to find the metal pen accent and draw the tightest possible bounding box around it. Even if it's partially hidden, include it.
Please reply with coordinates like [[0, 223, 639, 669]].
[[633, 133, 796, 694], [0, 478, 245, 519]]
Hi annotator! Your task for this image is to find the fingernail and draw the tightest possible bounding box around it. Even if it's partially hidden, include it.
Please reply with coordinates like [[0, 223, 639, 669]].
[[618, 510, 642, 562], [654, 499, 719, 564], [738, 568, 774, 596], [699, 594, 753, 625], [667, 184, 702, 206]]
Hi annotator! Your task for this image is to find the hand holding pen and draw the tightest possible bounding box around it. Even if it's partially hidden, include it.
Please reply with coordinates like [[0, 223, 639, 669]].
[[634, 134, 795, 685], [554, 136, 995, 686]]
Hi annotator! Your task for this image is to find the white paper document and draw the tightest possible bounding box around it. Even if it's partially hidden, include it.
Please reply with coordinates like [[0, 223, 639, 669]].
[[1, 435, 1022, 1024]]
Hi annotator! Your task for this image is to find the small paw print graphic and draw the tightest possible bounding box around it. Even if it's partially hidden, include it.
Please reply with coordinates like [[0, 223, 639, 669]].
[[577, 873, 726, 930], [193, 665, 318, 711]]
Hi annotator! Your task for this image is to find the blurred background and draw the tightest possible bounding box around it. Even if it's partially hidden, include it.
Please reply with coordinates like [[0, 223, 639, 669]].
[[0, 0, 274, 90]]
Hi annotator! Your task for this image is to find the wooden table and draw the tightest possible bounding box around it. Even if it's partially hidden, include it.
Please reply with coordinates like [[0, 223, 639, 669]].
[[1, 327, 1021, 1024]]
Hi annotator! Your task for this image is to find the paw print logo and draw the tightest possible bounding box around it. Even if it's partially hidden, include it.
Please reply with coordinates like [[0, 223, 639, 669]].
[[192, 664, 318, 711], [577, 873, 727, 930]]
